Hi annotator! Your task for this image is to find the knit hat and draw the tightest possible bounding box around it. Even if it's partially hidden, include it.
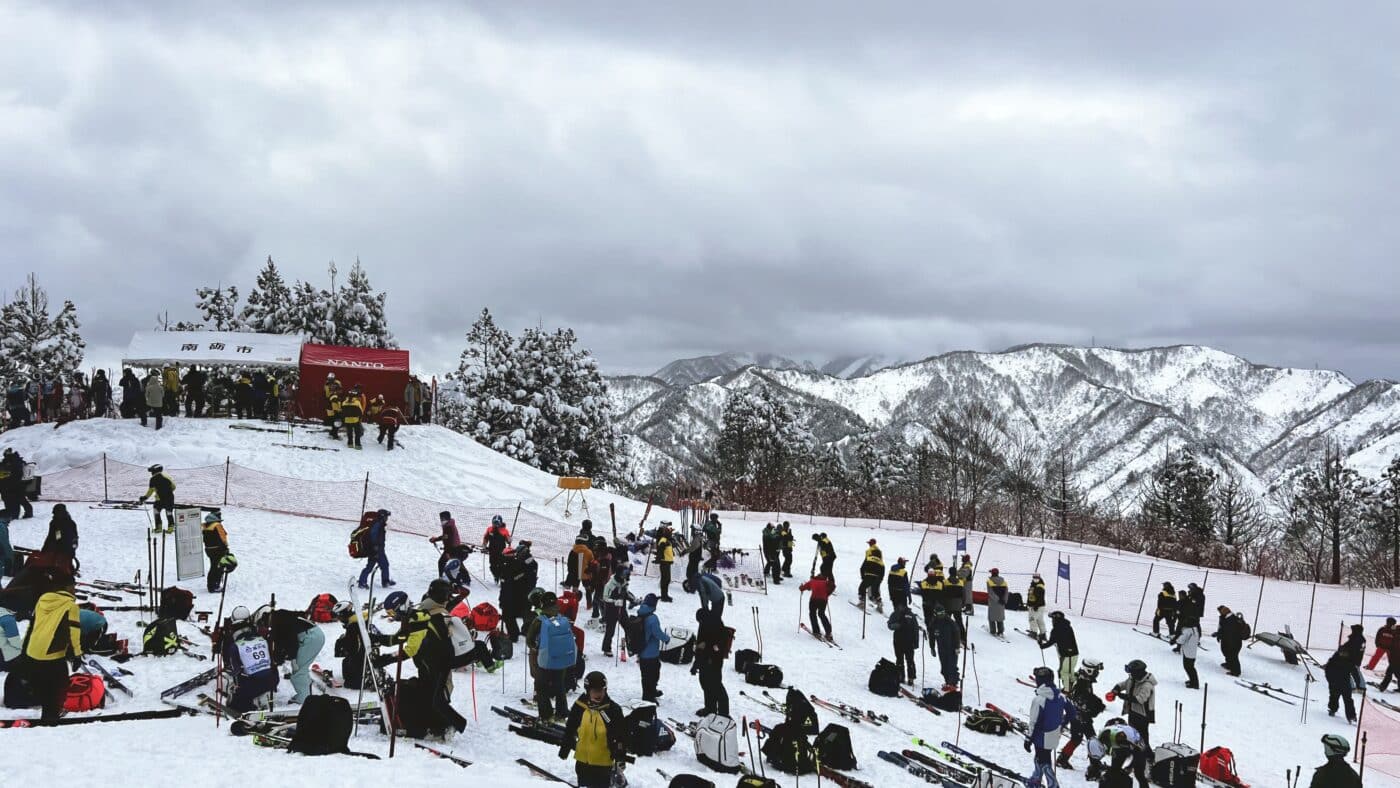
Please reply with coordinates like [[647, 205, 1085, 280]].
[[868, 539, 877, 545], [989, 568, 999, 575], [1322, 734, 1350, 758]]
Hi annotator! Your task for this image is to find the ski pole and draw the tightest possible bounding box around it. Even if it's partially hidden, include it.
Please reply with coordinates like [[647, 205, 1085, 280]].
[[470, 664, 478, 722], [969, 642, 981, 705], [389, 643, 403, 757], [1199, 683, 1208, 754], [861, 597, 867, 641], [798, 589, 805, 630]]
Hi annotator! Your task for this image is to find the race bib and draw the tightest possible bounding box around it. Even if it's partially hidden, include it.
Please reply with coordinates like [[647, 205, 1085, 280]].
[[237, 638, 272, 674]]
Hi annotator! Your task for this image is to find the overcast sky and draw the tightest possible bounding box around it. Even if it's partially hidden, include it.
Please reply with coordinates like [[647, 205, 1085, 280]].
[[3, 2, 1398, 382]]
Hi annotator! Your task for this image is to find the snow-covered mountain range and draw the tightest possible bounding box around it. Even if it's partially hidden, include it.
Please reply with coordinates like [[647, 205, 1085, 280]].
[[649, 351, 898, 386], [611, 344, 1400, 510]]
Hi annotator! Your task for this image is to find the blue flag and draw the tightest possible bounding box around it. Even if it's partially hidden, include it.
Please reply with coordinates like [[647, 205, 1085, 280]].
[[956, 537, 967, 552], [1057, 559, 1071, 581]]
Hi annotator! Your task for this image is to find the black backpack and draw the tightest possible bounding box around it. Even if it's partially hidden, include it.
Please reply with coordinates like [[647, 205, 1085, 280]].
[[624, 614, 649, 655], [490, 630, 513, 661], [387, 676, 430, 739], [963, 709, 1010, 735], [815, 723, 857, 770], [736, 777, 780, 788], [784, 688, 819, 735], [142, 618, 181, 656], [668, 777, 716, 788], [867, 659, 900, 697], [627, 704, 676, 756], [660, 635, 696, 665], [734, 648, 761, 673], [288, 695, 353, 755], [924, 686, 962, 712], [760, 721, 817, 775], [744, 663, 783, 688], [159, 587, 195, 621], [3, 671, 36, 709]]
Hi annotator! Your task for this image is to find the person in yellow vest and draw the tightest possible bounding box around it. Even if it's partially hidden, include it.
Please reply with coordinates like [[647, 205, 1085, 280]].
[[367, 394, 385, 422], [323, 374, 343, 438], [654, 523, 676, 602], [857, 538, 885, 613], [161, 365, 180, 416], [20, 573, 82, 724], [340, 385, 366, 450], [559, 670, 627, 788]]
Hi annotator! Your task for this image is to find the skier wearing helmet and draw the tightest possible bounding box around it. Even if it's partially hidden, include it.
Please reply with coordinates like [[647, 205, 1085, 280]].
[[1057, 658, 1106, 775], [1311, 734, 1361, 787], [1026, 665, 1074, 788], [221, 606, 278, 716], [560, 670, 627, 788], [138, 464, 176, 531], [482, 514, 512, 581]]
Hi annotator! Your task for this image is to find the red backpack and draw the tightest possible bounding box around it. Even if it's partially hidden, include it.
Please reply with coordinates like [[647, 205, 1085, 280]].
[[557, 590, 581, 622], [64, 673, 106, 712], [306, 593, 338, 623], [470, 602, 501, 633], [1200, 747, 1243, 786], [348, 512, 376, 558]]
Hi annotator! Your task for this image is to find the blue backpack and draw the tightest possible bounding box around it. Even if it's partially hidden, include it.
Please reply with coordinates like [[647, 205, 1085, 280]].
[[540, 614, 576, 670]]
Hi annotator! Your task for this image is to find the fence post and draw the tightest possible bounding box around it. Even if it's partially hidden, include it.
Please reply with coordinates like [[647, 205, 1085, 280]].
[[1305, 583, 1318, 649], [102, 453, 108, 501], [223, 457, 231, 506], [1134, 563, 1156, 626], [1252, 575, 1266, 634], [360, 472, 370, 515], [1201, 569, 1211, 591], [1361, 587, 1367, 628], [971, 536, 986, 575], [1080, 554, 1099, 616]]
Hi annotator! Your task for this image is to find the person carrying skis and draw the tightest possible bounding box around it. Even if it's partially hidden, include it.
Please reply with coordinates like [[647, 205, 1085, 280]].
[[1026, 573, 1047, 637], [587, 536, 612, 619], [986, 567, 1009, 636], [1056, 658, 1106, 775], [1092, 718, 1150, 788], [201, 511, 236, 593], [601, 564, 636, 657], [654, 523, 675, 602], [1368, 617, 1397, 672], [1213, 605, 1249, 678], [1026, 665, 1073, 788], [761, 523, 782, 585], [1040, 611, 1080, 688], [685, 571, 725, 619], [220, 606, 279, 715], [800, 573, 835, 642], [1107, 660, 1156, 749], [1152, 582, 1177, 637], [40, 503, 78, 569], [482, 514, 512, 582], [1325, 646, 1358, 722], [356, 509, 394, 588], [255, 604, 325, 705], [813, 532, 836, 579], [499, 540, 537, 642], [857, 539, 885, 613], [692, 606, 731, 717], [138, 464, 176, 531], [1310, 734, 1362, 788], [430, 510, 461, 575], [778, 520, 795, 577], [929, 607, 961, 687], [559, 670, 628, 788], [887, 604, 922, 685], [635, 593, 669, 703], [19, 571, 82, 724], [1174, 600, 1202, 689], [887, 557, 911, 610], [532, 592, 578, 723]]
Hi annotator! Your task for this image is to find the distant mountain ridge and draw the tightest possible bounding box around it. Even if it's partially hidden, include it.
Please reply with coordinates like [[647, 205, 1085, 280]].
[[610, 343, 1400, 510]]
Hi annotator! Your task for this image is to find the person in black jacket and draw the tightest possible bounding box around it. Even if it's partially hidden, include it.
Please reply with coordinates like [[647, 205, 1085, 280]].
[[887, 557, 911, 610], [692, 606, 730, 716], [887, 605, 922, 685], [1324, 648, 1357, 723], [181, 367, 207, 417], [1311, 734, 1362, 788], [1152, 582, 1177, 637], [0, 449, 31, 519], [1040, 611, 1080, 688], [90, 370, 112, 418], [500, 540, 538, 642], [118, 369, 142, 419], [40, 504, 78, 566], [256, 606, 326, 705], [1342, 624, 1367, 691], [1213, 606, 1248, 677], [1186, 583, 1206, 620]]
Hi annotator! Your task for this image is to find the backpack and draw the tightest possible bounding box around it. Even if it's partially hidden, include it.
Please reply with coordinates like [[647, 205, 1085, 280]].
[[624, 613, 650, 656], [963, 709, 1010, 735], [63, 673, 106, 712], [289, 694, 353, 755], [142, 618, 181, 656], [1151, 742, 1201, 788], [158, 587, 195, 621], [815, 723, 856, 770], [715, 626, 737, 658], [489, 629, 513, 661], [924, 686, 962, 712], [348, 512, 375, 558], [626, 704, 676, 756], [736, 778, 780, 788], [695, 713, 741, 773], [744, 663, 784, 688], [470, 602, 501, 633], [541, 614, 577, 670], [3, 671, 35, 708], [734, 648, 761, 674], [669, 777, 717, 788], [1200, 746, 1243, 785], [660, 627, 696, 665], [1234, 614, 1252, 640], [445, 616, 477, 668], [867, 658, 900, 697], [306, 593, 338, 624], [760, 720, 816, 775], [1006, 592, 1024, 611], [784, 687, 819, 735]]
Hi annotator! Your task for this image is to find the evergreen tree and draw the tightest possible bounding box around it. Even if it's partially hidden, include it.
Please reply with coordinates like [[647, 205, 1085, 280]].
[[0, 274, 85, 380], [852, 433, 906, 515], [1140, 448, 1217, 540], [290, 280, 325, 339], [1286, 443, 1371, 584], [195, 285, 241, 331], [1043, 449, 1084, 540], [710, 387, 812, 503], [240, 256, 295, 333], [329, 259, 395, 348], [1376, 457, 1400, 587]]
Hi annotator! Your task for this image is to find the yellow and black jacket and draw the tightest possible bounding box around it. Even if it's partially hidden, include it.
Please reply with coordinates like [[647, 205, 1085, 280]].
[[563, 695, 625, 767], [25, 589, 82, 662]]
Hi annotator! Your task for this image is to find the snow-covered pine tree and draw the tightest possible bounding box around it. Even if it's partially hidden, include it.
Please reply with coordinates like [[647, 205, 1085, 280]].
[[0, 273, 86, 379], [442, 309, 532, 463], [290, 280, 325, 339], [1141, 448, 1218, 540], [853, 433, 907, 514], [240, 256, 295, 333], [545, 327, 623, 482], [195, 285, 241, 331], [711, 387, 812, 503], [329, 259, 396, 348]]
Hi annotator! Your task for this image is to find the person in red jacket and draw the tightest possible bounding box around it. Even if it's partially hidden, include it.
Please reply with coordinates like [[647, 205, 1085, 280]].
[[1368, 618, 1397, 672], [799, 574, 836, 642], [376, 402, 405, 450]]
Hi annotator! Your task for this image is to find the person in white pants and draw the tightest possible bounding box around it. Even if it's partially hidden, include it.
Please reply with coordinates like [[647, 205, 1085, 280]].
[[1027, 573, 1047, 637]]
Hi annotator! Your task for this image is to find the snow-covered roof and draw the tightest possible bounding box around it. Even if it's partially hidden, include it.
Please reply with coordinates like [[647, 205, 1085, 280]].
[[122, 330, 303, 367]]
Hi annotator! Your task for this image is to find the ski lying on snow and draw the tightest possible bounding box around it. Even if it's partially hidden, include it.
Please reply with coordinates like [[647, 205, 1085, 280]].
[[984, 703, 1030, 735], [86, 658, 134, 697], [1234, 680, 1296, 705], [1, 708, 194, 727], [820, 764, 877, 788], [739, 690, 785, 715], [898, 687, 943, 715], [1133, 628, 1211, 651], [161, 667, 220, 699], [1237, 679, 1311, 702], [877, 751, 950, 785], [901, 747, 979, 784], [939, 740, 1031, 784], [415, 742, 472, 767], [516, 758, 578, 786]]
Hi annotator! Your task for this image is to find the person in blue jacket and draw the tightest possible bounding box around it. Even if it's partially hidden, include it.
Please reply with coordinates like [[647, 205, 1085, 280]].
[[636, 593, 670, 703], [535, 594, 578, 723], [1025, 665, 1075, 788], [356, 509, 395, 589], [685, 572, 725, 619]]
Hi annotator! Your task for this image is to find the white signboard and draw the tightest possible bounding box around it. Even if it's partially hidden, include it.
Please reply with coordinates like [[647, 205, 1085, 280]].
[[123, 330, 303, 368], [173, 507, 206, 582]]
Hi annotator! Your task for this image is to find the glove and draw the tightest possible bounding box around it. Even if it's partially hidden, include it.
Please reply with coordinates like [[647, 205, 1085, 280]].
[[70, 656, 84, 670], [558, 746, 570, 761], [1104, 691, 1116, 702], [1023, 738, 1033, 753]]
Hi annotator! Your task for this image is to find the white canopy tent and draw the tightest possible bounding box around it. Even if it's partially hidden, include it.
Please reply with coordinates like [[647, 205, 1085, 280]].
[[122, 331, 303, 368]]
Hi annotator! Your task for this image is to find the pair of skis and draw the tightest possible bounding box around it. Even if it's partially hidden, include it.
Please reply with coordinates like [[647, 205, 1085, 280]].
[[799, 622, 841, 648], [898, 686, 944, 715]]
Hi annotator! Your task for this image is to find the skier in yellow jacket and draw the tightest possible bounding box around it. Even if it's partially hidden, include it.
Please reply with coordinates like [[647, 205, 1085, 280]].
[[559, 670, 627, 788], [22, 574, 82, 724]]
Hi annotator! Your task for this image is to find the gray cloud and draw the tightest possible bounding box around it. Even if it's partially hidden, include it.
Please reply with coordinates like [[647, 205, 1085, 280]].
[[2, 2, 1398, 382]]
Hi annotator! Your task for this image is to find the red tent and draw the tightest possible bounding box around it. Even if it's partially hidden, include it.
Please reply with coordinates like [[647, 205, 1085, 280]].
[[298, 343, 411, 418]]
